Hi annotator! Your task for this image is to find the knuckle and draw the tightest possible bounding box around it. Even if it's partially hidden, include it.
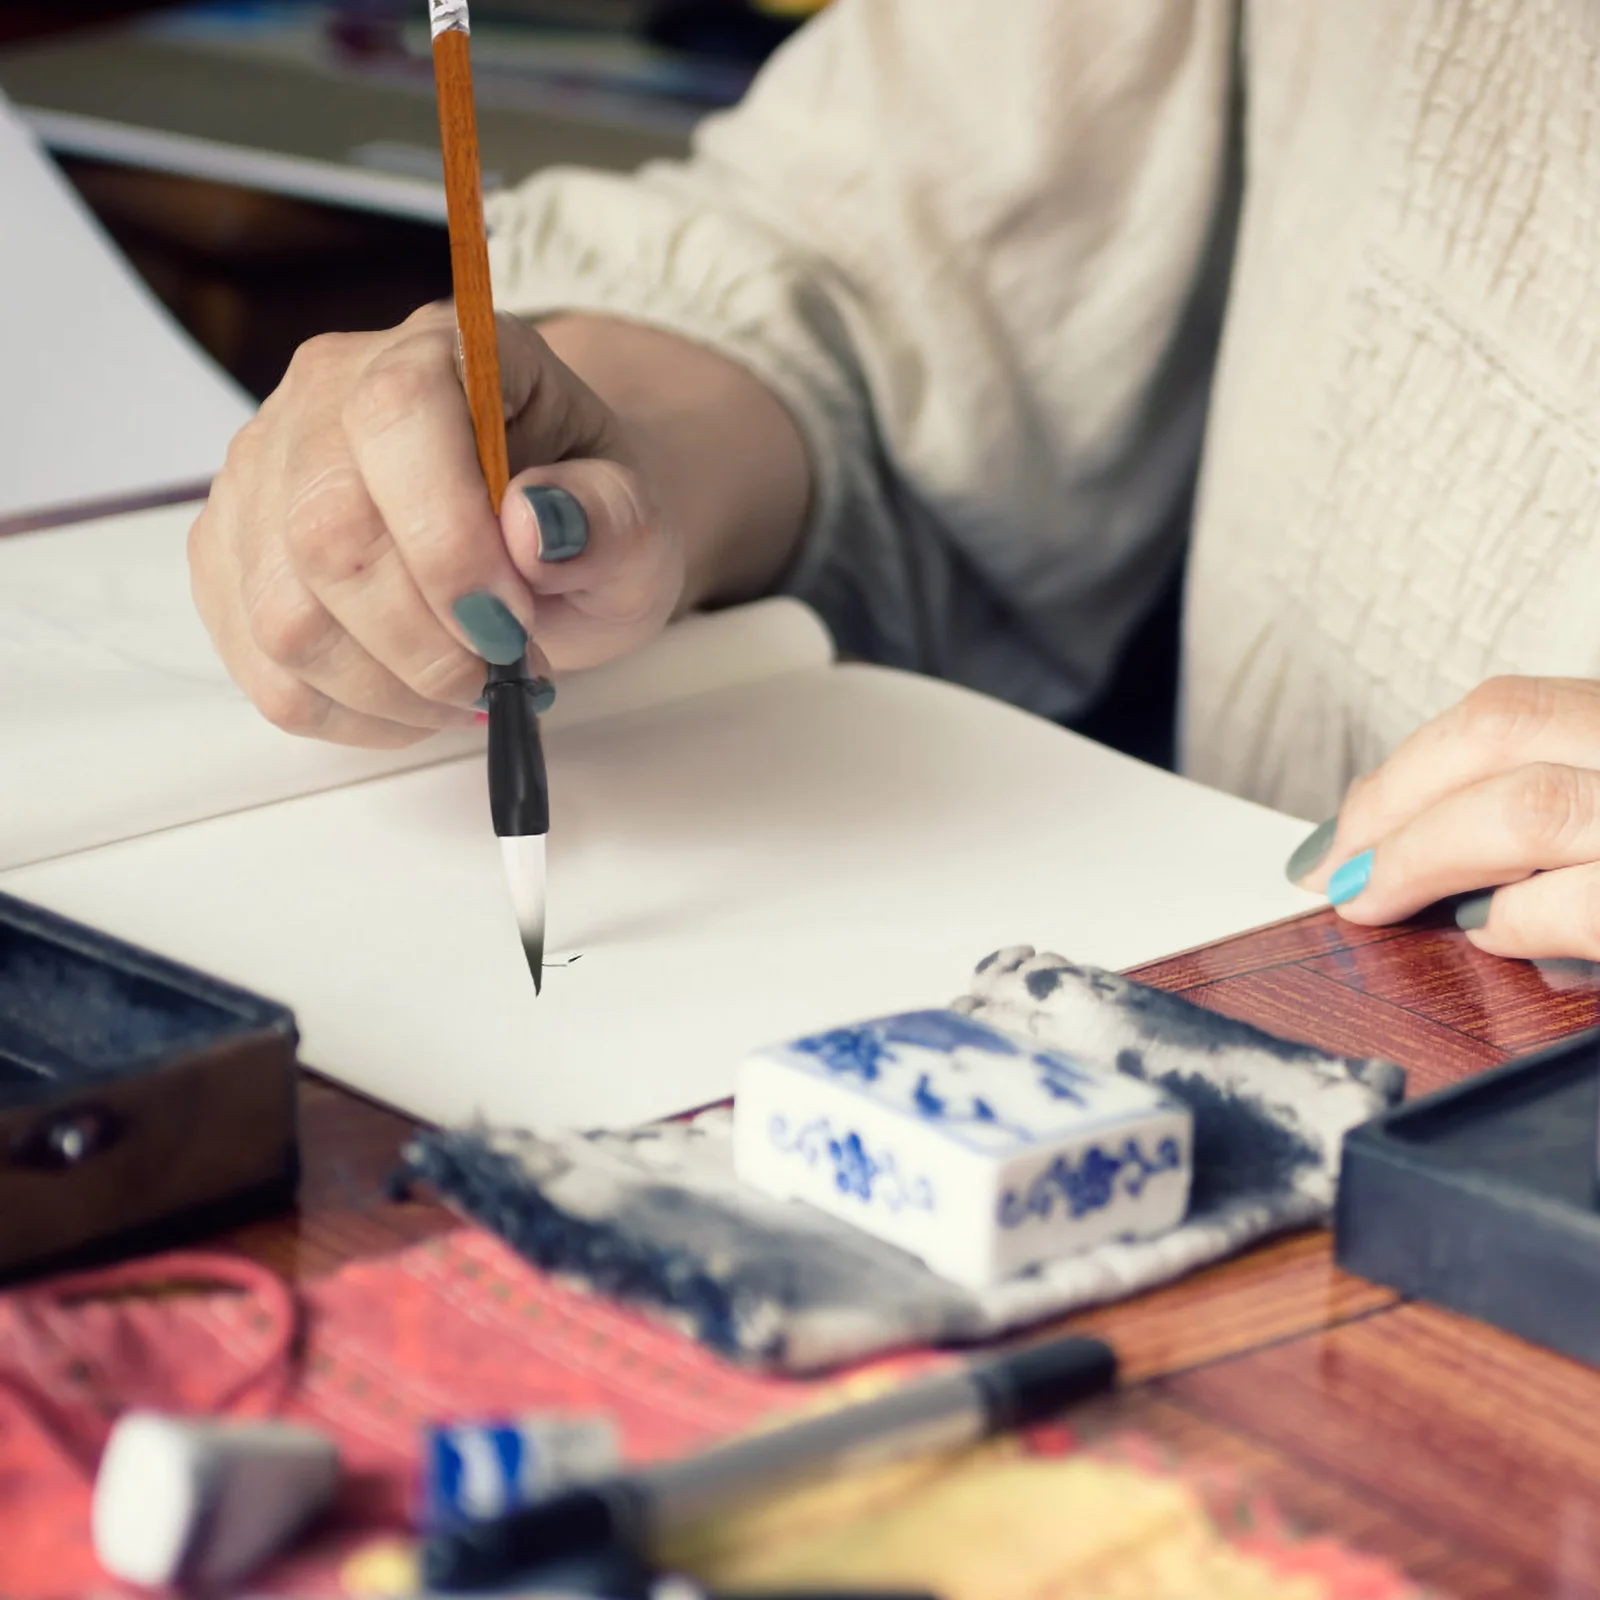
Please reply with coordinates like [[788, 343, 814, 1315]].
[[186, 504, 215, 574], [587, 459, 656, 551], [1336, 770, 1373, 829], [252, 674, 332, 739], [281, 464, 382, 583], [186, 509, 228, 621], [404, 300, 454, 331], [286, 330, 355, 386], [1457, 676, 1556, 749], [1504, 762, 1592, 852], [221, 414, 266, 480], [407, 648, 484, 707], [343, 341, 450, 443], [201, 468, 234, 532], [248, 579, 335, 672]]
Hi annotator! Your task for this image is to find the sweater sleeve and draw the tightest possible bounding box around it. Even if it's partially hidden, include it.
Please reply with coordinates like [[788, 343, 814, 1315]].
[[487, 0, 1237, 716]]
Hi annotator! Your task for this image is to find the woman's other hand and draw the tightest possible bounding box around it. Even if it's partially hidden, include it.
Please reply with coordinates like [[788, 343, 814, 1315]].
[[1286, 677, 1600, 959]]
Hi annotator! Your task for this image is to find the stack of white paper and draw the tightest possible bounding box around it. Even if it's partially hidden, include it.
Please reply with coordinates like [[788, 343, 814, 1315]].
[[0, 90, 254, 524]]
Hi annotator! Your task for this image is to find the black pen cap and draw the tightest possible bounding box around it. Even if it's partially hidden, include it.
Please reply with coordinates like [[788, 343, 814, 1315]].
[[484, 659, 550, 838], [968, 1335, 1117, 1432], [421, 1480, 645, 1592]]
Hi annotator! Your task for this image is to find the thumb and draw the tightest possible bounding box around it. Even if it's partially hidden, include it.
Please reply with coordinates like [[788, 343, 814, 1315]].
[[495, 311, 619, 466], [500, 458, 682, 669]]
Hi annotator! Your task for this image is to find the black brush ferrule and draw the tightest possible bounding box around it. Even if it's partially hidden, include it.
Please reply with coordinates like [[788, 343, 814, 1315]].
[[484, 659, 550, 838]]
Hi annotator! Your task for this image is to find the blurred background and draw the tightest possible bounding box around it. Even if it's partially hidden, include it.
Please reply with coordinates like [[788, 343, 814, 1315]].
[[0, 0, 825, 397]]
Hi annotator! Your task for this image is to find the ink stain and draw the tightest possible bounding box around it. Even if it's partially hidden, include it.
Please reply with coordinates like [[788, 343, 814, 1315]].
[[1154, 1071, 1317, 1212], [1051, 958, 1348, 1067], [1025, 966, 1063, 1000], [402, 1130, 966, 1365]]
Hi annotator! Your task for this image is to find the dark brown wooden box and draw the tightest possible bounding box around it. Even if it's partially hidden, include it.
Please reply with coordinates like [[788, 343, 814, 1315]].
[[0, 890, 299, 1278]]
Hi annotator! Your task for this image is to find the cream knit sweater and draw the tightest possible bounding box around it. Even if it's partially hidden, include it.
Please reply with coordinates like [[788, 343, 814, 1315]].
[[487, 0, 1600, 822]]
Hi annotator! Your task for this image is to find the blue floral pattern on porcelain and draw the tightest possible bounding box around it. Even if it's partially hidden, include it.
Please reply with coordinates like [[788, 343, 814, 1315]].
[[768, 1112, 936, 1214], [791, 1026, 893, 1082], [996, 1135, 1185, 1229], [781, 1011, 1156, 1155]]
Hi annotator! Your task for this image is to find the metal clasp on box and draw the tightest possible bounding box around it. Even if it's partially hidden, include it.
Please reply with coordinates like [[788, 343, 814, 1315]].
[[8, 1103, 125, 1170]]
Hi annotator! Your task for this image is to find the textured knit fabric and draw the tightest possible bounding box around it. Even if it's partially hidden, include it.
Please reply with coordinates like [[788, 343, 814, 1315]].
[[401, 951, 1404, 1372], [487, 0, 1600, 821]]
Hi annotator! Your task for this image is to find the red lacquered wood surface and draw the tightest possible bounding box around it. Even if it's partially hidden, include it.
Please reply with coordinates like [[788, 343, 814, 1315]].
[[220, 907, 1600, 1594]]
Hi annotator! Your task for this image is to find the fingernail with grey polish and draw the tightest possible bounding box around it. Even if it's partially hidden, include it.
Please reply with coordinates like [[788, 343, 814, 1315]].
[[452, 592, 528, 665], [524, 486, 589, 563], [1284, 817, 1338, 884], [1455, 892, 1494, 931]]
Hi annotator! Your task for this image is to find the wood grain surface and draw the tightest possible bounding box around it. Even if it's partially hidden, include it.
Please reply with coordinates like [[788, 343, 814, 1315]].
[[218, 907, 1600, 1594]]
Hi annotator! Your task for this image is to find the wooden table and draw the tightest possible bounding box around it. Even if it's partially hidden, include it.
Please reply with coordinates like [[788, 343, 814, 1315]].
[[213, 908, 1600, 1599]]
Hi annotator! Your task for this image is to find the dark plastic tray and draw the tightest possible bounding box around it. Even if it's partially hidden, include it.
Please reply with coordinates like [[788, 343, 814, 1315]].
[[0, 890, 301, 1278], [1336, 1028, 1600, 1365]]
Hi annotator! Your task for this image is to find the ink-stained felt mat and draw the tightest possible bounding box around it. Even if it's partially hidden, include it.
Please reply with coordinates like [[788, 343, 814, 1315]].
[[402, 948, 1406, 1373]]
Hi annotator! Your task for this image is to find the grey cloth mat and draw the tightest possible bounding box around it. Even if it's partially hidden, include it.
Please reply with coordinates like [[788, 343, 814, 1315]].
[[400, 947, 1404, 1373]]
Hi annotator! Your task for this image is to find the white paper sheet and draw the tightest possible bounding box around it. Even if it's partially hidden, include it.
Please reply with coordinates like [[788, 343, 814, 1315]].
[[2, 666, 1320, 1131], [0, 500, 831, 869], [0, 91, 255, 522]]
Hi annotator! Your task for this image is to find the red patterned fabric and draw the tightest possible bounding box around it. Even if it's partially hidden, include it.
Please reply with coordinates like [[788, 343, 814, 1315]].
[[0, 1230, 1424, 1600], [0, 1231, 934, 1598]]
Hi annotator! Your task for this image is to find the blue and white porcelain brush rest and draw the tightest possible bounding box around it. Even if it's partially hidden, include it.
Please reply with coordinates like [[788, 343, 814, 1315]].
[[733, 1009, 1193, 1290]]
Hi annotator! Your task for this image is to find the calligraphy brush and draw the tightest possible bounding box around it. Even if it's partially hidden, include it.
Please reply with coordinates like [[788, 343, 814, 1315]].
[[430, 0, 547, 991]]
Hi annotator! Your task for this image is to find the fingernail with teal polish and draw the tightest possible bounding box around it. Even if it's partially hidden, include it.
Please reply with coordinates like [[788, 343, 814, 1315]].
[[524, 486, 589, 563], [1455, 892, 1494, 931], [1285, 817, 1338, 884], [452, 592, 528, 664], [474, 692, 489, 711], [1327, 848, 1374, 907]]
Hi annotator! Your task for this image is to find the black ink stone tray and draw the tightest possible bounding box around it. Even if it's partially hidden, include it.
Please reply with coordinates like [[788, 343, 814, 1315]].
[[0, 889, 300, 1280], [1336, 1027, 1600, 1366]]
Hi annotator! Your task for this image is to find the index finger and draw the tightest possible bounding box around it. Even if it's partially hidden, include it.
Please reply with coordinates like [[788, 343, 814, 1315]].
[[341, 314, 535, 662]]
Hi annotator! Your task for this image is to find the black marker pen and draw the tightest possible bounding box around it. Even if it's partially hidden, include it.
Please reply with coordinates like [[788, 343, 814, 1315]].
[[424, 1334, 1116, 1591]]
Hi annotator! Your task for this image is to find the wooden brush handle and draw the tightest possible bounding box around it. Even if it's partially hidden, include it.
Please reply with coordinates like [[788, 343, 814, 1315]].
[[431, 17, 509, 508]]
